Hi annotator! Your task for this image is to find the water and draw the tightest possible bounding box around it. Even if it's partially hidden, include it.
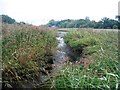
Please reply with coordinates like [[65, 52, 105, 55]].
[[51, 31, 80, 75], [26, 31, 79, 87], [52, 31, 69, 70], [38, 31, 69, 84]]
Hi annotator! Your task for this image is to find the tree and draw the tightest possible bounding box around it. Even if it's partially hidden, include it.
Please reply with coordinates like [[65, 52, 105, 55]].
[[19, 22, 26, 24], [94, 21, 103, 29], [85, 16, 90, 22], [116, 15, 120, 29], [113, 25, 118, 29], [101, 17, 118, 29], [116, 15, 120, 22], [47, 17, 118, 29], [47, 19, 56, 27], [1, 15, 16, 24]]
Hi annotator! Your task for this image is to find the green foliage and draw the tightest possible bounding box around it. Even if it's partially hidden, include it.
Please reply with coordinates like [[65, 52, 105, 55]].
[[113, 25, 118, 29], [84, 45, 100, 55], [116, 15, 120, 21], [51, 30, 119, 89], [64, 31, 98, 52], [54, 60, 119, 89], [47, 17, 118, 29], [101, 17, 118, 29], [1, 15, 16, 24], [2, 24, 57, 87]]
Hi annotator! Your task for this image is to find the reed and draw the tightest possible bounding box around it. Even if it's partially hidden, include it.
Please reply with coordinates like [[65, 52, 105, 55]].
[[2, 23, 57, 88]]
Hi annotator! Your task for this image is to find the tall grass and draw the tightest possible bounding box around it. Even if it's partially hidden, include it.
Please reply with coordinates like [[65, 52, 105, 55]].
[[52, 30, 120, 89], [2, 24, 57, 88]]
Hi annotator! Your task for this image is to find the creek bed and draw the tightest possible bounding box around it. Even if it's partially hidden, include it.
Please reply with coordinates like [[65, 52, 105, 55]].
[[19, 31, 81, 88], [38, 31, 80, 85]]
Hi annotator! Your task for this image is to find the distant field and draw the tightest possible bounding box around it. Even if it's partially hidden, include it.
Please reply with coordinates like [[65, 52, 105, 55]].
[[93, 29, 119, 32], [57, 28, 119, 32]]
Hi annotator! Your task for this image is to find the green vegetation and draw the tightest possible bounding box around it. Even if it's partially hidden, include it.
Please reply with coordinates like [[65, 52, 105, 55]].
[[50, 30, 120, 89], [1, 15, 16, 24], [2, 24, 57, 88], [47, 17, 118, 29], [116, 15, 120, 29], [1, 15, 120, 89]]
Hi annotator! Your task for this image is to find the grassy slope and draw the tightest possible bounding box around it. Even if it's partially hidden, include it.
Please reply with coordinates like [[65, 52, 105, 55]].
[[52, 30, 120, 89], [2, 24, 57, 88]]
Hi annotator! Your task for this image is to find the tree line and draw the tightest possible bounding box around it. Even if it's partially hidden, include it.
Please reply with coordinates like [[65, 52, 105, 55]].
[[1, 15, 26, 25], [47, 17, 119, 29], [1, 14, 119, 29]]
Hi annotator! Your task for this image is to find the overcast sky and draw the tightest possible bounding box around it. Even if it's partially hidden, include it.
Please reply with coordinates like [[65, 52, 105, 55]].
[[0, 0, 119, 25]]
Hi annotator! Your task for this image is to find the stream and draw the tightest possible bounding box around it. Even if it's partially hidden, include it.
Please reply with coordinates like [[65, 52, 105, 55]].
[[52, 31, 80, 74], [39, 31, 70, 83], [39, 31, 80, 84], [16, 31, 79, 88], [51, 31, 70, 74]]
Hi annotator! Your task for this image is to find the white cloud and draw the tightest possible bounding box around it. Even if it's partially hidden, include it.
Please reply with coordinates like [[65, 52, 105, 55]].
[[0, 0, 119, 25]]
